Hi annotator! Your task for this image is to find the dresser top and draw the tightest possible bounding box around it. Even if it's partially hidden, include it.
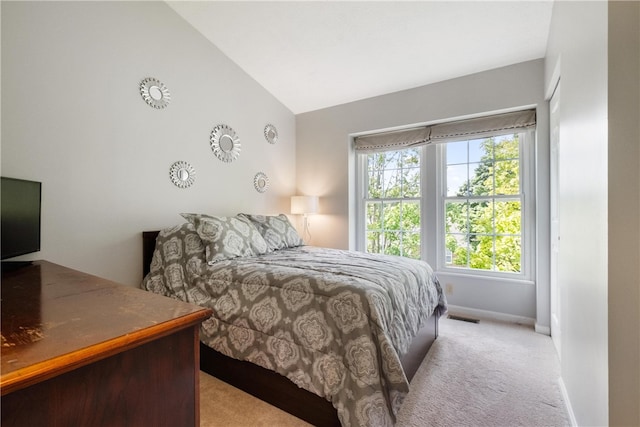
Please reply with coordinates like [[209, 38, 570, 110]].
[[1, 260, 211, 394]]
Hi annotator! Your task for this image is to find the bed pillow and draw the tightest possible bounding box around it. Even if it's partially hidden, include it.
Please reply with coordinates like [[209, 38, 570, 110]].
[[238, 213, 304, 251], [180, 213, 269, 264]]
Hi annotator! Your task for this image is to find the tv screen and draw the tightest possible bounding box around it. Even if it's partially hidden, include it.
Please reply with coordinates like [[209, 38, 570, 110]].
[[1, 177, 42, 260]]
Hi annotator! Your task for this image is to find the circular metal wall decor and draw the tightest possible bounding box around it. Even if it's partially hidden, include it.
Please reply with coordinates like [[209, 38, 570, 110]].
[[169, 161, 196, 188], [210, 124, 241, 163], [140, 77, 171, 109], [253, 172, 270, 193], [264, 124, 278, 144]]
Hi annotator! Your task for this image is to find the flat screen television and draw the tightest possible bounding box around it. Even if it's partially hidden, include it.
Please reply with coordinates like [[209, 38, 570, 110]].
[[1, 177, 42, 260]]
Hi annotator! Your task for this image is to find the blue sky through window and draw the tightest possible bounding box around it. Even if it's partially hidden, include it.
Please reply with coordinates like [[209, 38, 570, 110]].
[[446, 139, 486, 196]]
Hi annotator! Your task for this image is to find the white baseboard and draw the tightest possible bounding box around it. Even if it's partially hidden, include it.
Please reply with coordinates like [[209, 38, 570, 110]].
[[558, 376, 578, 426], [446, 304, 536, 327], [534, 323, 551, 335]]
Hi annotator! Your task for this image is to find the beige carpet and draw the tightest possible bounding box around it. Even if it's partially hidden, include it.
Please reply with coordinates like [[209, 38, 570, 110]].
[[199, 371, 310, 427], [200, 316, 570, 427], [396, 316, 569, 426]]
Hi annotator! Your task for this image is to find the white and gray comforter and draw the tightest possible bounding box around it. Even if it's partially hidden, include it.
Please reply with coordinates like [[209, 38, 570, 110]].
[[143, 223, 447, 427]]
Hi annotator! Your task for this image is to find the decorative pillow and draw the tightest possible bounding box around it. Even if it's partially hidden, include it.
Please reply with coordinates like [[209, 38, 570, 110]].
[[238, 213, 304, 251], [180, 213, 269, 264]]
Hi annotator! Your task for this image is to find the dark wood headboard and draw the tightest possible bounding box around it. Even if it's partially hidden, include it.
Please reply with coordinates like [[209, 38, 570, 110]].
[[142, 231, 160, 277]]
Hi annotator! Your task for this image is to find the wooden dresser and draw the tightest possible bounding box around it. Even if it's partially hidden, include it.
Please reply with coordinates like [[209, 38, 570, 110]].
[[1, 260, 212, 427]]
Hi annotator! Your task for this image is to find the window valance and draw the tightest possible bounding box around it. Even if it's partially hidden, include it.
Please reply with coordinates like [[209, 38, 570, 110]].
[[354, 109, 536, 152], [353, 127, 430, 153]]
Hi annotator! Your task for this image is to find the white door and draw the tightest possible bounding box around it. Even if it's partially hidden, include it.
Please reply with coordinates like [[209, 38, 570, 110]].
[[550, 82, 561, 358]]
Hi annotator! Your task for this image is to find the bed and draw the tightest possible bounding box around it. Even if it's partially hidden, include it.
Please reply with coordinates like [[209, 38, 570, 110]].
[[142, 214, 447, 427]]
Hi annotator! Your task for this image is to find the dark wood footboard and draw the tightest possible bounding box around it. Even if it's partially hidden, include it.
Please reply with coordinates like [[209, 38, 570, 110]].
[[142, 230, 440, 427], [400, 311, 439, 381], [200, 342, 341, 426], [199, 312, 439, 427]]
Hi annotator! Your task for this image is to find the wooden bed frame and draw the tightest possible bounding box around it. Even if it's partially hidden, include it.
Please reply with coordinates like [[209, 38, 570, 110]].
[[142, 230, 440, 427]]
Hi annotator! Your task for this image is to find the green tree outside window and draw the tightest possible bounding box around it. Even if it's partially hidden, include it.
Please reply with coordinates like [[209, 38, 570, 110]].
[[445, 135, 522, 272], [364, 134, 522, 273], [365, 148, 421, 259]]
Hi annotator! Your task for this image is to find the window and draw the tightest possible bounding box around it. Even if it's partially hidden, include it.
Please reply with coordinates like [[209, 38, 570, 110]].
[[364, 148, 421, 259], [444, 135, 523, 273], [355, 110, 535, 279]]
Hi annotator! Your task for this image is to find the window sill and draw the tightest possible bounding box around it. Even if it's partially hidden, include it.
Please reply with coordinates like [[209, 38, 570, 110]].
[[435, 269, 534, 286]]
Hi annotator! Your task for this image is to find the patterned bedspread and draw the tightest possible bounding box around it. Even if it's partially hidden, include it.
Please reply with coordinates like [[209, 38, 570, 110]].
[[143, 223, 447, 427]]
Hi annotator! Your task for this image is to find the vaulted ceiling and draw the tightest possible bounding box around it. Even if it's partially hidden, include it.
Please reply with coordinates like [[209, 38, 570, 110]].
[[168, 1, 554, 114]]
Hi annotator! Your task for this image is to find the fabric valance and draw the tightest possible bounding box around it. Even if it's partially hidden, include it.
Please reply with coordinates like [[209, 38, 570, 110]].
[[354, 109, 536, 152], [429, 109, 536, 143], [353, 127, 430, 153]]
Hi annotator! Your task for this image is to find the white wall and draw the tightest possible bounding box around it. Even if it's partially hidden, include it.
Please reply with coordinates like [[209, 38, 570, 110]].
[[544, 1, 610, 425], [1, 1, 296, 286], [297, 60, 550, 323], [545, 3, 640, 425]]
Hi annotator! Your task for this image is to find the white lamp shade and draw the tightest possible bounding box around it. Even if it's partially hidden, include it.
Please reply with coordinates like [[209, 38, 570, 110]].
[[291, 195, 318, 215]]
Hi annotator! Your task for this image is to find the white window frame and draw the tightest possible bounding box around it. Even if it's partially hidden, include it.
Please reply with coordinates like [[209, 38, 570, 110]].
[[355, 147, 425, 260], [435, 130, 535, 280], [355, 148, 425, 259], [355, 129, 535, 282]]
